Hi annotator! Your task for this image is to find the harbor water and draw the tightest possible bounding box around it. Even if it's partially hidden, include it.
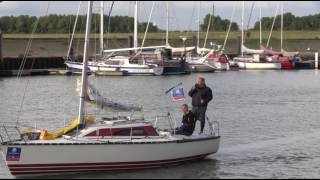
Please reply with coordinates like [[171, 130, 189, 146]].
[[1, 70, 320, 178]]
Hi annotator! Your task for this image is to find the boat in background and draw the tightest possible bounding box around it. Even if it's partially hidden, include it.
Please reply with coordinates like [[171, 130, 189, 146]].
[[141, 48, 192, 75], [186, 51, 216, 73], [233, 2, 283, 70], [260, 45, 301, 70], [237, 60, 282, 70], [66, 54, 164, 76], [257, 2, 301, 70], [206, 50, 230, 71]]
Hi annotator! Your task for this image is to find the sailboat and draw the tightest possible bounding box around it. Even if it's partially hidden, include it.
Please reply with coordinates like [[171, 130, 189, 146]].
[[261, 1, 301, 70], [65, 1, 164, 76], [164, 1, 195, 56], [0, 2, 220, 177], [141, 1, 191, 75], [186, 48, 216, 73], [234, 2, 282, 70], [188, 2, 230, 72]]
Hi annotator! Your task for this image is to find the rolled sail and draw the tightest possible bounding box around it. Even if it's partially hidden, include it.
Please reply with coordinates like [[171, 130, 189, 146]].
[[242, 45, 264, 54], [281, 49, 299, 57], [76, 79, 142, 112]]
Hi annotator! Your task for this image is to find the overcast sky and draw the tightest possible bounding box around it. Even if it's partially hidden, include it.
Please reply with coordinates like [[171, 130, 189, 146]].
[[0, 1, 319, 31]]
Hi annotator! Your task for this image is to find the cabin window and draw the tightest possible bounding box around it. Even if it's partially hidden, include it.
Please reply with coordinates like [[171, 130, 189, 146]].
[[85, 126, 159, 137], [113, 128, 147, 136], [105, 61, 121, 65]]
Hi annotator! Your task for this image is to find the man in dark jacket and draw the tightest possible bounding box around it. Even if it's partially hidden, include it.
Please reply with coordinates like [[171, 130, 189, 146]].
[[174, 104, 196, 136], [188, 77, 212, 134]]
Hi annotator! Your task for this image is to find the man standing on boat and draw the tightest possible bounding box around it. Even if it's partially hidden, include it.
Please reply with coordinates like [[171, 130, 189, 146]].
[[188, 77, 213, 134]]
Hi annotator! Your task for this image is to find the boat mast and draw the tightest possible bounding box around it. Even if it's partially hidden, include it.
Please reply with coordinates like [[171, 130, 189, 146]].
[[266, 3, 280, 48], [241, 1, 244, 57], [166, 1, 169, 46], [203, 3, 213, 49], [222, 4, 236, 52], [134, 1, 138, 50], [79, 1, 93, 126], [100, 1, 104, 55], [259, 6, 262, 45], [280, 1, 283, 50], [67, 1, 82, 59], [197, 1, 201, 48]]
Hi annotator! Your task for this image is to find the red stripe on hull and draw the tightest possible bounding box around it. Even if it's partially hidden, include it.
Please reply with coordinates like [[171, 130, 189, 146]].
[[8, 153, 212, 176], [10, 166, 160, 176]]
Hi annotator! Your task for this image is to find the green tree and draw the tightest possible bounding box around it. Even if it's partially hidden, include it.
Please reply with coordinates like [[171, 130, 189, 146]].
[[200, 14, 239, 31], [253, 13, 320, 31]]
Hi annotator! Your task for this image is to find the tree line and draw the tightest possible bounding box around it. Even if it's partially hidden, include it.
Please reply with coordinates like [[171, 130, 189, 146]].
[[253, 13, 320, 31], [0, 13, 319, 34], [200, 14, 239, 31], [0, 14, 160, 34]]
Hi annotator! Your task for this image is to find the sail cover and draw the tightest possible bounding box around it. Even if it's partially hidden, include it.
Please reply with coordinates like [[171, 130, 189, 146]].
[[260, 45, 282, 55], [167, 45, 196, 54], [281, 49, 299, 57], [76, 79, 142, 112], [242, 45, 264, 54]]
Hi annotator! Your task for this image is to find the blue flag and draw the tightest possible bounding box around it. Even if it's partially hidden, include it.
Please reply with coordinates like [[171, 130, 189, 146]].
[[171, 85, 185, 101]]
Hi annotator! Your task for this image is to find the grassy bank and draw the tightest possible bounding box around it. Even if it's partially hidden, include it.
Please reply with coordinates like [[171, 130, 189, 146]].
[[3, 31, 320, 40]]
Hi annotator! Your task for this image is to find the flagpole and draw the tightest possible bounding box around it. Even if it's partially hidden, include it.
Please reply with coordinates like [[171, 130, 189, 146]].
[[165, 82, 182, 94]]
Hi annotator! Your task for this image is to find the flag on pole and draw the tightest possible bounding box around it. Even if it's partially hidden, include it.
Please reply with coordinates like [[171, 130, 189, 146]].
[[170, 85, 185, 101]]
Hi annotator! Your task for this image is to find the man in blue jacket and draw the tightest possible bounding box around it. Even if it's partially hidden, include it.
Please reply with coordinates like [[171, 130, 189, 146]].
[[188, 77, 213, 134]]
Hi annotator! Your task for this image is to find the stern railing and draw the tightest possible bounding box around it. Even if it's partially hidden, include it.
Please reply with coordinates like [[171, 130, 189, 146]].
[[0, 125, 23, 144], [154, 113, 220, 137]]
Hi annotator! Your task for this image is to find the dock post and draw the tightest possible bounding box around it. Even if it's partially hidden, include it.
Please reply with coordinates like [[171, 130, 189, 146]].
[[315, 52, 319, 69]]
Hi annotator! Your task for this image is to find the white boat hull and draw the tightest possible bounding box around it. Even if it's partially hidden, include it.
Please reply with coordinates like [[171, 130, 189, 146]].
[[1, 136, 219, 176], [210, 62, 229, 71], [66, 61, 163, 76], [237, 61, 281, 70], [187, 61, 216, 72]]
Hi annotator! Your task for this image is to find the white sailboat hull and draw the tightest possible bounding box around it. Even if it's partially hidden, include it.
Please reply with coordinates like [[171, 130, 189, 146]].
[[66, 61, 163, 76], [1, 136, 220, 176], [188, 63, 216, 72], [187, 58, 216, 72], [210, 62, 229, 71], [237, 61, 281, 70]]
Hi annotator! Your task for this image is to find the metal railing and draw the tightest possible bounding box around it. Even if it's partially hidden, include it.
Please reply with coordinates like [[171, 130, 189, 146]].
[[154, 113, 220, 137], [0, 125, 23, 144]]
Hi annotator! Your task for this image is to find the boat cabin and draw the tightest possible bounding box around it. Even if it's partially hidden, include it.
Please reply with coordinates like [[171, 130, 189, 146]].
[[76, 119, 160, 138]]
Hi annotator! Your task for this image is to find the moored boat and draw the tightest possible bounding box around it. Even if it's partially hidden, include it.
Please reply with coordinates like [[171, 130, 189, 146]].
[[66, 56, 164, 76], [237, 61, 282, 70], [187, 61, 216, 73], [206, 51, 230, 71]]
